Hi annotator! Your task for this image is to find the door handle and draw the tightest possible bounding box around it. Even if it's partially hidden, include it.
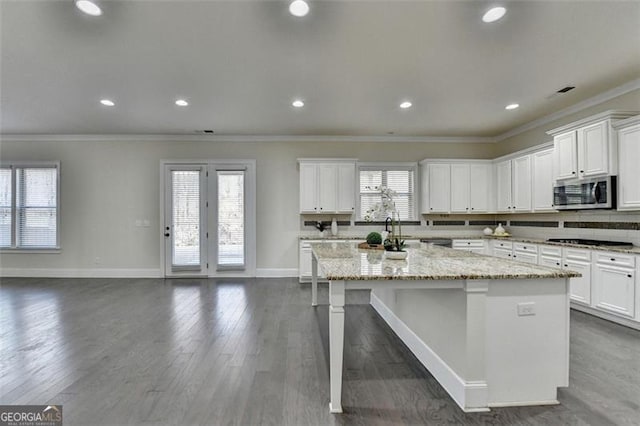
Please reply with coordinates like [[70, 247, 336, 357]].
[[164, 233, 170, 237]]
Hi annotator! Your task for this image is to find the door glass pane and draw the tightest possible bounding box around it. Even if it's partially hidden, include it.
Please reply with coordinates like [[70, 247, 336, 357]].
[[218, 171, 244, 268], [172, 170, 200, 267], [0, 169, 12, 247]]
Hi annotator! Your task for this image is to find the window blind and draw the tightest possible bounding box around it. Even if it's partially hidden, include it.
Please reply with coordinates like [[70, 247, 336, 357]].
[[0, 169, 12, 247], [172, 170, 201, 267], [16, 168, 57, 248], [217, 171, 245, 268], [359, 167, 415, 221]]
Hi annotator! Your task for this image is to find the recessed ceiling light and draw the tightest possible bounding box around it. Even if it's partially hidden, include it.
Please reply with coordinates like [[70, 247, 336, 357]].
[[75, 0, 102, 16], [100, 99, 115, 106], [292, 100, 305, 108], [482, 6, 506, 23], [505, 103, 519, 110], [175, 99, 189, 106], [399, 101, 412, 109], [289, 0, 309, 17]]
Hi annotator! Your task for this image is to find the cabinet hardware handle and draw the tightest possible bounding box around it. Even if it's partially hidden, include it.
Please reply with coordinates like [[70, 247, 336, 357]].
[[610, 258, 615, 261], [556, 262, 560, 266], [580, 170, 584, 173], [564, 264, 568, 267], [628, 274, 633, 278], [572, 171, 576, 174], [164, 233, 170, 237]]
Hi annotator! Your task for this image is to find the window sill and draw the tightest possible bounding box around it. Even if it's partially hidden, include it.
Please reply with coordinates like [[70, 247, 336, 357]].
[[0, 248, 61, 254]]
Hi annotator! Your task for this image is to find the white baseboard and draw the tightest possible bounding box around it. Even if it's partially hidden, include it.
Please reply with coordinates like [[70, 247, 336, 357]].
[[0, 268, 162, 278], [370, 292, 489, 413], [255, 268, 298, 278], [570, 303, 640, 331]]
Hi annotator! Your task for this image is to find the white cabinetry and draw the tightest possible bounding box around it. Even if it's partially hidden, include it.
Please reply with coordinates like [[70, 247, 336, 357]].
[[299, 240, 349, 282], [421, 161, 492, 214], [495, 155, 532, 212], [593, 252, 635, 318], [425, 163, 451, 213], [452, 239, 487, 254], [548, 111, 638, 181], [298, 159, 356, 214], [563, 248, 592, 305], [532, 148, 555, 212], [490, 240, 513, 259], [512, 242, 538, 264], [614, 116, 640, 211]]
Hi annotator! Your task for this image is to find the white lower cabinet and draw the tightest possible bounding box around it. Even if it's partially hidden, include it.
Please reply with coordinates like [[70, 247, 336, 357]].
[[512, 242, 538, 264], [452, 239, 487, 254], [592, 253, 636, 318], [299, 240, 344, 282], [563, 248, 592, 305]]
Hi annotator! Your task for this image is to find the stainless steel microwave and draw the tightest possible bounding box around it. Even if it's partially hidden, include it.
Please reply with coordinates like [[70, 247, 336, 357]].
[[553, 176, 616, 210]]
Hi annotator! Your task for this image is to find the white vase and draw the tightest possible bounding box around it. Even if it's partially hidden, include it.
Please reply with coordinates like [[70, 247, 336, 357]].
[[331, 218, 338, 236], [385, 251, 408, 260]]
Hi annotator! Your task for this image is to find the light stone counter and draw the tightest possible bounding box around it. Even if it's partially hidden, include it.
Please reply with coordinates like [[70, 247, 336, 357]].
[[311, 242, 580, 281]]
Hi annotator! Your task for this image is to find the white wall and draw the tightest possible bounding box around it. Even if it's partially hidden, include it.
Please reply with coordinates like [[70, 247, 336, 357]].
[[0, 138, 495, 275]]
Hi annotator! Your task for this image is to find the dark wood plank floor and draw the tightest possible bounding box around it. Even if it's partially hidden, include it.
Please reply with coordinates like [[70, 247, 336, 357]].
[[0, 277, 638, 425]]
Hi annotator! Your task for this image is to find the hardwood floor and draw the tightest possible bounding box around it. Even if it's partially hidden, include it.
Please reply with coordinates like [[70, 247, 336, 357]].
[[0, 277, 638, 425]]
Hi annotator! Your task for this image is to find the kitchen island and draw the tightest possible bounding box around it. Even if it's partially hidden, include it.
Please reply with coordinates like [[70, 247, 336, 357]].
[[310, 242, 580, 413]]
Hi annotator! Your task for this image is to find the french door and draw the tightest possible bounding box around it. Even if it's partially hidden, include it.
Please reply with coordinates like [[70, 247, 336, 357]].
[[162, 161, 255, 277]]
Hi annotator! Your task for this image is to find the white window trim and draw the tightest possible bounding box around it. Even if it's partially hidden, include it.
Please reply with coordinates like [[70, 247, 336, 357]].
[[0, 161, 61, 252], [356, 162, 419, 221]]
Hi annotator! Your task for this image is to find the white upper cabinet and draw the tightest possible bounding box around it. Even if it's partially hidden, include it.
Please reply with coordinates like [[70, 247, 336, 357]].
[[469, 164, 491, 213], [532, 148, 555, 212], [450, 164, 470, 213], [614, 116, 640, 211], [495, 159, 512, 213], [554, 131, 578, 180], [298, 159, 356, 214], [421, 161, 492, 214], [548, 111, 638, 181], [425, 163, 451, 213], [512, 155, 532, 212]]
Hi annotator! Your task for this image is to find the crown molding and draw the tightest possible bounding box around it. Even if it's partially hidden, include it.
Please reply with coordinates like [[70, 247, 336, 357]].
[[0, 133, 495, 144], [495, 77, 640, 142]]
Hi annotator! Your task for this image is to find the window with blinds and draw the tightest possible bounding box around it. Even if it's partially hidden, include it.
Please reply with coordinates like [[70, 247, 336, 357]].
[[358, 165, 416, 221], [0, 164, 59, 249], [171, 170, 201, 268], [217, 171, 245, 268]]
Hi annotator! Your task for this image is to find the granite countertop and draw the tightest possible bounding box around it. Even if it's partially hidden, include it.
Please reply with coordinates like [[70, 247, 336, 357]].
[[300, 234, 640, 255], [310, 242, 581, 281]]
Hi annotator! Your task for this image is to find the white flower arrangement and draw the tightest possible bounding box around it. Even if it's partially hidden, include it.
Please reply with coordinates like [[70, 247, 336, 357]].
[[363, 185, 405, 252]]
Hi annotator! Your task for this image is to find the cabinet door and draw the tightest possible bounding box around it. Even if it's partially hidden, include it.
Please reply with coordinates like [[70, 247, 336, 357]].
[[554, 131, 578, 180], [469, 164, 490, 213], [617, 123, 640, 210], [532, 149, 555, 212], [578, 121, 609, 178], [317, 164, 337, 213], [495, 159, 512, 212], [427, 164, 450, 213], [512, 155, 532, 212], [513, 251, 538, 265], [450, 164, 470, 213], [593, 264, 635, 318], [539, 255, 562, 269], [564, 259, 591, 305], [299, 244, 312, 279], [493, 247, 512, 260], [336, 163, 355, 213], [299, 163, 318, 213]]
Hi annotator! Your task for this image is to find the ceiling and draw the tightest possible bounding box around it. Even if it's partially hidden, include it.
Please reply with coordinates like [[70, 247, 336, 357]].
[[1, 0, 639, 139]]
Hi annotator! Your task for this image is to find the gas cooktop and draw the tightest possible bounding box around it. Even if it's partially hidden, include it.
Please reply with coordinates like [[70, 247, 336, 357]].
[[546, 238, 633, 247]]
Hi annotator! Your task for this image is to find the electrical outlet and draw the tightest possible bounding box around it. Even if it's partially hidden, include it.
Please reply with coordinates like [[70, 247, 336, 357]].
[[517, 302, 536, 316]]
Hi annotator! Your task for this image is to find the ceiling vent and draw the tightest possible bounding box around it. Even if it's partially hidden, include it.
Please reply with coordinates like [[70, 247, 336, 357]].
[[556, 86, 575, 93]]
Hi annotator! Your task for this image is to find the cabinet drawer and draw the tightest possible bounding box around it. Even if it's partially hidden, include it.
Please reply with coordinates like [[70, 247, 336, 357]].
[[596, 252, 635, 268], [540, 245, 562, 258], [514, 242, 538, 254], [564, 248, 591, 262], [453, 239, 485, 249], [493, 247, 512, 259], [492, 240, 512, 250]]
